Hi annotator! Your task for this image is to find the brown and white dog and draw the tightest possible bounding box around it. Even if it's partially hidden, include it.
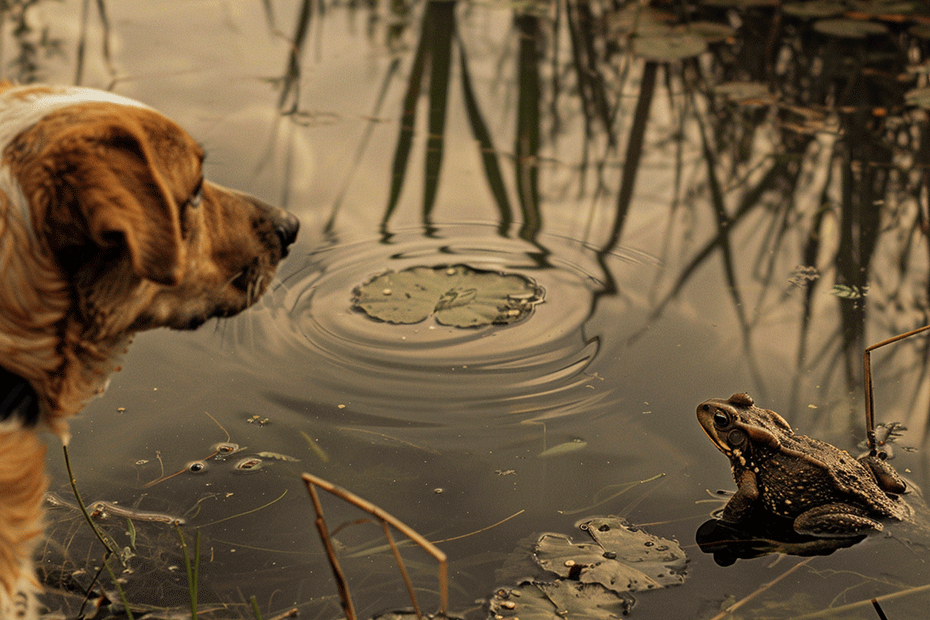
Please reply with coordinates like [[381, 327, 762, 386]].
[[0, 83, 299, 617]]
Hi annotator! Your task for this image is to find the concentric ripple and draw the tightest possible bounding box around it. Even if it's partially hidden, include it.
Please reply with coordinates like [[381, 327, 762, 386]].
[[259, 224, 656, 426]]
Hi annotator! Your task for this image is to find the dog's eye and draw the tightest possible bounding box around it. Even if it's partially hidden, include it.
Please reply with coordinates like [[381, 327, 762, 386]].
[[188, 178, 204, 209]]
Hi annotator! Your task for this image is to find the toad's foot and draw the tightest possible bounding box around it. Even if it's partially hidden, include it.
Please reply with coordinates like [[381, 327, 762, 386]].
[[794, 503, 885, 538]]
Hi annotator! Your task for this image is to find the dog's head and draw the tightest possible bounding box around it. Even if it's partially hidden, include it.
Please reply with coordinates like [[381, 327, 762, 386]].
[[6, 99, 299, 332], [0, 85, 299, 427]]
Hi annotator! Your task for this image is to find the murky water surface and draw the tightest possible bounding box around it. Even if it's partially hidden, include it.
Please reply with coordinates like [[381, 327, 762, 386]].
[[26, 1, 930, 618]]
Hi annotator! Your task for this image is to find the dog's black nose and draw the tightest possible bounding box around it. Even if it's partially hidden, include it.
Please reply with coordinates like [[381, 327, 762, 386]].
[[274, 210, 300, 250]]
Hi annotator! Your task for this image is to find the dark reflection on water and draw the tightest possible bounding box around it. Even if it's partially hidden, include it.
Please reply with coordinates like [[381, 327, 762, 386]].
[[21, 0, 930, 618]]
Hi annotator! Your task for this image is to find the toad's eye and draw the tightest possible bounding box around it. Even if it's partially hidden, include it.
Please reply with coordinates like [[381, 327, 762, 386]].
[[713, 411, 729, 428]]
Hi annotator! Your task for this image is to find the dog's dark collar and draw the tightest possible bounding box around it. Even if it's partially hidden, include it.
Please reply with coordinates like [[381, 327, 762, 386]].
[[0, 365, 39, 426]]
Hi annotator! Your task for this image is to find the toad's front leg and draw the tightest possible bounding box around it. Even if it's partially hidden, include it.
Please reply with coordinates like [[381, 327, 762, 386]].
[[721, 468, 759, 522]]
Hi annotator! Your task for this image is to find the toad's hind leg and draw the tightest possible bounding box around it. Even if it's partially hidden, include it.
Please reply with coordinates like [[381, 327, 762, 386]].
[[793, 504, 883, 537]]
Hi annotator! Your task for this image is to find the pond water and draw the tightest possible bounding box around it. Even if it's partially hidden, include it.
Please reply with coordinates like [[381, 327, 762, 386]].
[[22, 0, 930, 618]]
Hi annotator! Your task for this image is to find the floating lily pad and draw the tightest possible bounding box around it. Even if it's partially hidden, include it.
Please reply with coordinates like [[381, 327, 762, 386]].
[[701, 0, 777, 7], [489, 581, 633, 620], [689, 21, 736, 42], [489, 517, 686, 619], [910, 24, 930, 40], [535, 518, 686, 593], [783, 1, 846, 19], [905, 86, 930, 109], [714, 81, 772, 102], [352, 264, 545, 327], [604, 7, 673, 39], [632, 33, 707, 61], [813, 18, 888, 38]]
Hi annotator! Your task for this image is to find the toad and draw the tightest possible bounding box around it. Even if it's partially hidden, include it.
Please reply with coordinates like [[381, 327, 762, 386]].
[[697, 393, 909, 537]]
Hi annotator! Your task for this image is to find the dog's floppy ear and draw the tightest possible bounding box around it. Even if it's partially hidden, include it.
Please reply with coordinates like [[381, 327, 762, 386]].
[[61, 124, 185, 286]]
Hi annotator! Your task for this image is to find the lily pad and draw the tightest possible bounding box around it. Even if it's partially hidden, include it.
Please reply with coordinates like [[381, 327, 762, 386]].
[[534, 518, 686, 593], [910, 24, 930, 40], [689, 21, 736, 42], [352, 264, 545, 327], [905, 86, 930, 109], [490, 518, 686, 619], [632, 33, 707, 61], [783, 1, 846, 19], [714, 81, 772, 102], [813, 18, 888, 38], [489, 582, 633, 620], [604, 6, 672, 39]]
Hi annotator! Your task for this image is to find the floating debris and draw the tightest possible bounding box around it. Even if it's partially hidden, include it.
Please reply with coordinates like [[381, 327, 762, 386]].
[[234, 457, 263, 472], [538, 439, 587, 459], [213, 442, 241, 458], [255, 451, 299, 462]]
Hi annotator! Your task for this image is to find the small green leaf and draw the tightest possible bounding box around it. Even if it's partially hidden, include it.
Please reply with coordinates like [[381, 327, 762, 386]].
[[830, 283, 868, 299]]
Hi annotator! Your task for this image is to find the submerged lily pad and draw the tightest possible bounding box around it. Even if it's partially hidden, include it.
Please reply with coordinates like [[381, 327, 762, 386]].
[[905, 86, 930, 109], [352, 264, 545, 327], [632, 33, 707, 61], [490, 581, 633, 620], [813, 18, 888, 39], [714, 81, 772, 102], [535, 517, 686, 592], [489, 517, 686, 619], [783, 1, 845, 19]]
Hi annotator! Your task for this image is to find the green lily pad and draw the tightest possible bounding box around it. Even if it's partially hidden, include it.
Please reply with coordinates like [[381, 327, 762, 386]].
[[850, 0, 923, 15], [714, 81, 772, 102], [632, 33, 707, 61], [701, 0, 777, 7], [689, 21, 736, 42], [909, 24, 930, 40], [489, 582, 633, 620], [604, 7, 672, 39], [783, 1, 846, 19], [813, 18, 888, 38], [488, 518, 685, 619], [535, 518, 686, 593], [352, 264, 545, 327], [905, 86, 930, 109]]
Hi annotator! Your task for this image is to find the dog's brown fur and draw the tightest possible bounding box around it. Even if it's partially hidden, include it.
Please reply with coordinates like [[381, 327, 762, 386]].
[[0, 83, 298, 615]]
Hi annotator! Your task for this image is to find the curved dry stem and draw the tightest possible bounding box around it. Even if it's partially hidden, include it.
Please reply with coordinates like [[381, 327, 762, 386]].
[[302, 472, 449, 617]]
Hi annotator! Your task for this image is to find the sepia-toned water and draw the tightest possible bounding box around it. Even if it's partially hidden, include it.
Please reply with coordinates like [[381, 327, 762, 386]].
[[26, 1, 930, 618]]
